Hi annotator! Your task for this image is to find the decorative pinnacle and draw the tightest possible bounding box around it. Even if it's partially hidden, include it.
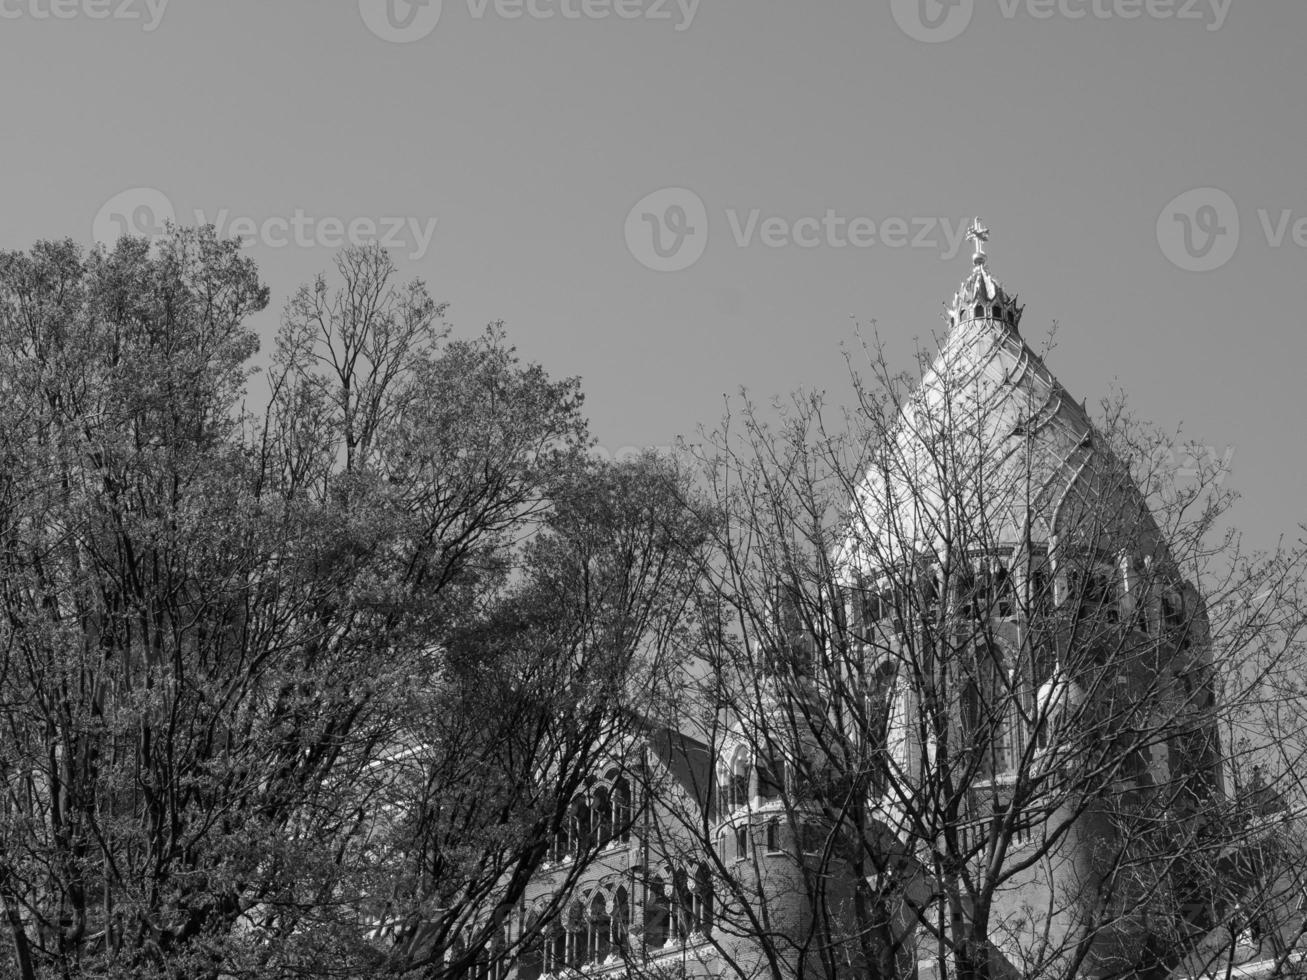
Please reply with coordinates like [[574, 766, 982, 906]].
[[943, 217, 1023, 331], [968, 217, 990, 266]]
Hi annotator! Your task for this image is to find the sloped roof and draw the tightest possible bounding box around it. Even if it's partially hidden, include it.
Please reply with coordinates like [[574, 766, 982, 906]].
[[846, 229, 1164, 575]]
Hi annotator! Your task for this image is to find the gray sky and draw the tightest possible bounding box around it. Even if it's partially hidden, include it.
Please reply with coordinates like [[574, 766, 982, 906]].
[[2, 0, 1301, 553]]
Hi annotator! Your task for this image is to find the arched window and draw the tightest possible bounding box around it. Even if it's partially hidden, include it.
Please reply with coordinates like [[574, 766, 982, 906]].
[[592, 787, 612, 848], [610, 887, 629, 955], [565, 901, 586, 970], [993, 564, 1015, 619], [568, 796, 590, 856], [546, 924, 566, 976], [974, 303, 984, 319], [671, 867, 692, 943], [764, 817, 781, 853], [517, 913, 543, 980], [692, 863, 714, 935], [553, 805, 570, 863], [734, 824, 749, 861], [644, 876, 669, 949], [962, 641, 1019, 777], [588, 893, 611, 964], [724, 746, 751, 812], [612, 777, 632, 842]]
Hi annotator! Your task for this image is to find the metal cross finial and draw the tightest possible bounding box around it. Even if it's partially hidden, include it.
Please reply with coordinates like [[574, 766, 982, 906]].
[[968, 217, 990, 264]]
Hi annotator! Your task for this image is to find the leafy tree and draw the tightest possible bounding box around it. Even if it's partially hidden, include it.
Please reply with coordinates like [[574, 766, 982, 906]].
[[0, 231, 705, 979]]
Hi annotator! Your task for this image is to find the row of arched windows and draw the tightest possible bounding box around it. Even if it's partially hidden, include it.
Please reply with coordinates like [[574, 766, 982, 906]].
[[718, 745, 802, 819], [548, 775, 633, 863], [716, 817, 824, 864], [947, 302, 1019, 328], [643, 865, 714, 949], [846, 551, 1196, 641], [516, 867, 713, 979]]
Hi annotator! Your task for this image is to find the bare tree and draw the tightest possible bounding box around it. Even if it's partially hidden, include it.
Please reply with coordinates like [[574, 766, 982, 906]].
[[642, 254, 1307, 980]]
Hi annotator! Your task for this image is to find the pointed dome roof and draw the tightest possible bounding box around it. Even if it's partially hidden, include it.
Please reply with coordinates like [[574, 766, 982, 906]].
[[846, 222, 1163, 574]]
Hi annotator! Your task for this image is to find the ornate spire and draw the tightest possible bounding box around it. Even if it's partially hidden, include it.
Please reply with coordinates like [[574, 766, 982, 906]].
[[968, 217, 990, 266], [944, 217, 1023, 332]]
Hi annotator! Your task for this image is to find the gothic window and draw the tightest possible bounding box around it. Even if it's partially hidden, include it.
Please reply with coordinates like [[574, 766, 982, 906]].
[[727, 746, 751, 812], [547, 926, 567, 975], [962, 642, 1019, 777], [1065, 561, 1119, 626], [592, 787, 612, 847], [517, 914, 543, 980], [565, 901, 586, 970], [671, 868, 693, 942], [610, 887, 629, 955], [974, 303, 984, 319], [954, 560, 978, 618], [991, 564, 1015, 619], [552, 809, 570, 863], [917, 569, 940, 614], [692, 864, 714, 935], [756, 755, 784, 800], [570, 796, 591, 855], [588, 893, 611, 964], [644, 876, 669, 949], [734, 824, 749, 861], [765, 817, 781, 853], [613, 777, 632, 842]]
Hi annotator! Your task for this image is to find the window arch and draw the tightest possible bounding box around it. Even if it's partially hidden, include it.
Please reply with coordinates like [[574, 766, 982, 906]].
[[592, 786, 612, 847], [610, 886, 629, 956], [718, 745, 752, 816], [564, 901, 586, 970], [644, 876, 669, 949], [612, 776, 632, 842], [588, 893, 611, 964], [692, 863, 714, 936], [671, 867, 693, 943], [961, 641, 1020, 777], [517, 911, 543, 980]]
